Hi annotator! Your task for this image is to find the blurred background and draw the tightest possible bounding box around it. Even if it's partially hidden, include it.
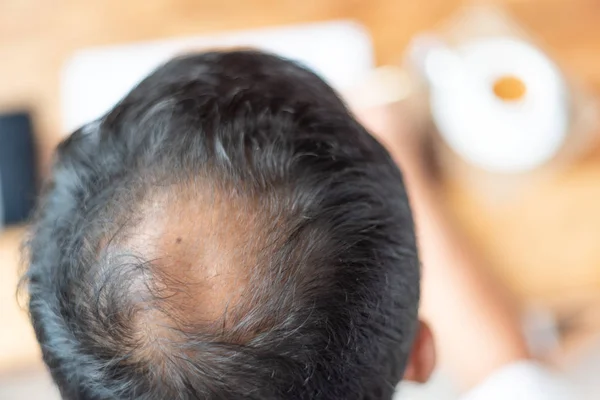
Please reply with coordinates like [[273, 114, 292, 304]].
[[2, 0, 600, 398]]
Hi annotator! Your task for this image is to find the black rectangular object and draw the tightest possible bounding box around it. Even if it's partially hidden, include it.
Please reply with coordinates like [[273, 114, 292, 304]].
[[0, 112, 37, 225]]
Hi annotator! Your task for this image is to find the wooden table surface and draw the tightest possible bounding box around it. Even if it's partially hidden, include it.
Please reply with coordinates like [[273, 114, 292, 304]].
[[0, 227, 40, 373], [2, 0, 600, 373]]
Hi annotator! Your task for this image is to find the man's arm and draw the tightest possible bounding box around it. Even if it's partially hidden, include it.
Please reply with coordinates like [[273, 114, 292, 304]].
[[350, 71, 579, 398]]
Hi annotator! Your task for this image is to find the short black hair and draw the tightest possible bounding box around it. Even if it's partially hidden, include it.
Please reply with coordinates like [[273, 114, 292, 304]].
[[24, 51, 420, 400]]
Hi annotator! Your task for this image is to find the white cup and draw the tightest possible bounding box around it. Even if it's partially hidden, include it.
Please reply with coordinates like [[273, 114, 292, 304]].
[[422, 37, 569, 173]]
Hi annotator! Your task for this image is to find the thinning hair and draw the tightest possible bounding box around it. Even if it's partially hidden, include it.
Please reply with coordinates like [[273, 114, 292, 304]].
[[24, 51, 419, 400]]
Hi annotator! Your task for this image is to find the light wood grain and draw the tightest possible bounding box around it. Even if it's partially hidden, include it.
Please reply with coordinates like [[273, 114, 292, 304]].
[[0, 227, 40, 372]]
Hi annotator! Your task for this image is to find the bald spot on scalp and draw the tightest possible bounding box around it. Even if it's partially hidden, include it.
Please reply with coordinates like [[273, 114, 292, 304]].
[[111, 182, 279, 350]]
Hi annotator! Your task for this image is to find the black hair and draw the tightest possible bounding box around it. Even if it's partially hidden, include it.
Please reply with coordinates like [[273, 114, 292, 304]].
[[24, 51, 420, 400]]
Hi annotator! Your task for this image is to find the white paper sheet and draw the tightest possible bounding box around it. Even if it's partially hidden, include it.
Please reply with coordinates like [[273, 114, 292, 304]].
[[61, 20, 374, 133]]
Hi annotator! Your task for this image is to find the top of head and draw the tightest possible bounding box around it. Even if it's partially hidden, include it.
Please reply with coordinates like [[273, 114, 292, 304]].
[[25, 51, 419, 400]]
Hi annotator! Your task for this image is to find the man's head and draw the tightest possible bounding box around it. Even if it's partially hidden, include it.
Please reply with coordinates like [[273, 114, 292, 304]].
[[25, 51, 433, 399]]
